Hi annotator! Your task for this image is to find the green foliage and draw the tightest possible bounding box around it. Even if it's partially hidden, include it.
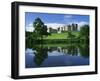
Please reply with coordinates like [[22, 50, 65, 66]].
[[42, 39, 80, 44], [77, 24, 89, 44], [33, 17, 44, 34], [33, 17, 49, 40], [25, 32, 37, 48], [26, 32, 37, 39], [79, 25, 89, 39]]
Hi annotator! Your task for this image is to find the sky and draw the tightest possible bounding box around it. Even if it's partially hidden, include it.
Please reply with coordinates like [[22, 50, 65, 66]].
[[25, 12, 89, 32]]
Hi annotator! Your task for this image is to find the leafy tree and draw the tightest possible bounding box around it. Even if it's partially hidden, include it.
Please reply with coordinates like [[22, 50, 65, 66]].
[[26, 32, 37, 48], [33, 17, 48, 40], [79, 25, 89, 44], [79, 25, 89, 39], [42, 25, 48, 36]]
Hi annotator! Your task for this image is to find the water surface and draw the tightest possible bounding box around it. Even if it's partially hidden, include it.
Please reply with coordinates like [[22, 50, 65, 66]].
[[25, 44, 89, 68]]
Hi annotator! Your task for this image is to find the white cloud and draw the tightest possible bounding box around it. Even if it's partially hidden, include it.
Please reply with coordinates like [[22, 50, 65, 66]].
[[26, 22, 34, 32], [27, 22, 33, 27], [25, 26, 34, 32], [45, 23, 65, 29], [78, 21, 89, 30], [64, 15, 73, 18], [28, 23, 33, 27], [78, 21, 89, 27], [67, 21, 88, 26], [68, 21, 89, 30]]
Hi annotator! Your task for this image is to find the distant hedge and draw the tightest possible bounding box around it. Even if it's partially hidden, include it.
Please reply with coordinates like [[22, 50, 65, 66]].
[[42, 39, 80, 44], [26, 38, 89, 47]]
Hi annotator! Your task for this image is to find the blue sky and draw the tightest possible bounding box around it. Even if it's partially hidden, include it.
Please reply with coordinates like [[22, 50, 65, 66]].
[[25, 12, 89, 31]]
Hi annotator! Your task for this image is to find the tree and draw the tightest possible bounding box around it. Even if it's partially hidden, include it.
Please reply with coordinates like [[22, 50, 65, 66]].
[[42, 25, 48, 36], [26, 32, 38, 48], [79, 25, 89, 39], [79, 25, 89, 43], [33, 17, 48, 40]]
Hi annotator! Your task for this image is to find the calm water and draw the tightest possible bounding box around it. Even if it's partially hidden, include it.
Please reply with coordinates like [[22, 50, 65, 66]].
[[25, 44, 89, 68]]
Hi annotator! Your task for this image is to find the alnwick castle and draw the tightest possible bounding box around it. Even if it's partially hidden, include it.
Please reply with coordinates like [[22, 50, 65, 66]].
[[47, 23, 78, 33]]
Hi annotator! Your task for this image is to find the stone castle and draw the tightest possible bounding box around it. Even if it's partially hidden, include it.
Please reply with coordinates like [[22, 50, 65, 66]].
[[47, 23, 78, 33]]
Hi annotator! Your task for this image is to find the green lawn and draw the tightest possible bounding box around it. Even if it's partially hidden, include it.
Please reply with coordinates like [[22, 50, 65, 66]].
[[71, 32, 80, 37], [45, 33, 68, 39], [44, 32, 79, 39]]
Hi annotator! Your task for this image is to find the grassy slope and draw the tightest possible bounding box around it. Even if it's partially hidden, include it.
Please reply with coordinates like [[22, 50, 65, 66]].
[[44, 32, 79, 39]]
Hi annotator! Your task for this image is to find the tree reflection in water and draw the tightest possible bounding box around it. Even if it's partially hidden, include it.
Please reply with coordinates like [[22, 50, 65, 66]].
[[33, 44, 48, 66], [26, 43, 89, 66], [79, 44, 89, 58]]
